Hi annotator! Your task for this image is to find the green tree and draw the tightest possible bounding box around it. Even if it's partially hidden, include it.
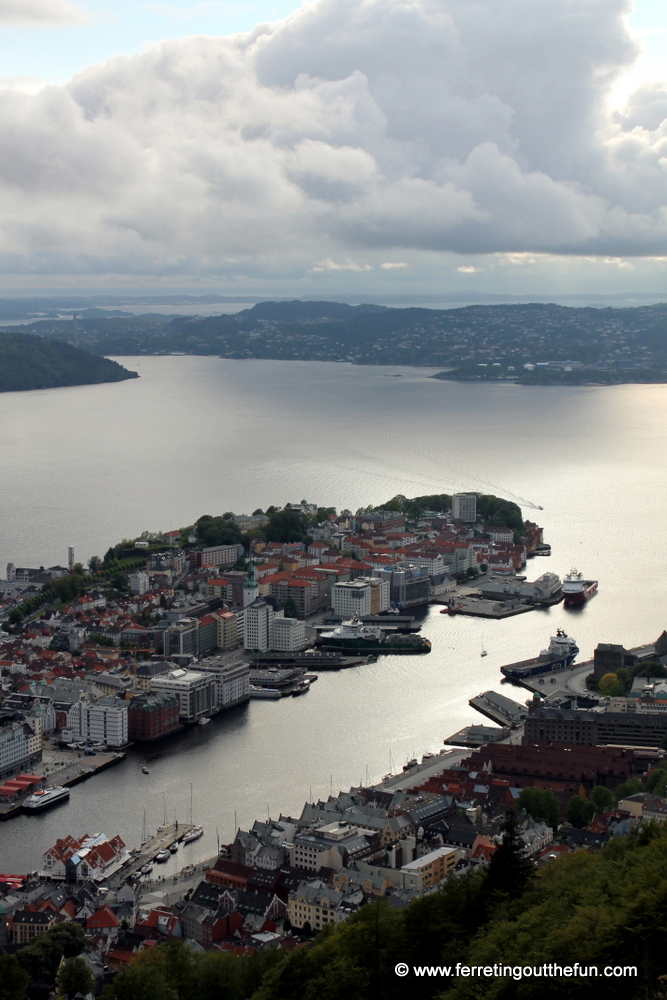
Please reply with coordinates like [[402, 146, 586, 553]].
[[615, 777, 644, 800], [0, 955, 30, 1000], [516, 787, 560, 828], [590, 785, 615, 813], [283, 597, 299, 619], [56, 957, 95, 1000], [566, 795, 596, 828], [88, 555, 102, 573], [481, 809, 533, 905], [104, 965, 176, 1000], [598, 672, 624, 696]]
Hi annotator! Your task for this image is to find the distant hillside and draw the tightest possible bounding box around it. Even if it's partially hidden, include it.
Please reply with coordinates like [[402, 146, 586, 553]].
[[0, 332, 138, 393]]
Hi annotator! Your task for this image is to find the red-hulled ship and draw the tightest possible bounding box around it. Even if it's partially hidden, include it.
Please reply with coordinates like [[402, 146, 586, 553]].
[[562, 569, 598, 606]]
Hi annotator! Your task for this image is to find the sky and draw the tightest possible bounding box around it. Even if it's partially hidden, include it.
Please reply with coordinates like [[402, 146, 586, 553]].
[[1, 0, 667, 297]]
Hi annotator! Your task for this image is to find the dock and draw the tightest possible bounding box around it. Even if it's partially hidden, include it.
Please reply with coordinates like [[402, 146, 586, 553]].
[[469, 690, 528, 727], [441, 597, 535, 619], [0, 750, 125, 822], [108, 822, 196, 889], [444, 724, 511, 748]]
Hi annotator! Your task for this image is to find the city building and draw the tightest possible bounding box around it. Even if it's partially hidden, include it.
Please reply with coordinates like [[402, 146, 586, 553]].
[[128, 571, 149, 596], [151, 669, 216, 722], [244, 601, 282, 653], [271, 617, 306, 652], [195, 544, 243, 570], [127, 691, 181, 741], [216, 611, 239, 650], [192, 659, 250, 710], [41, 832, 129, 882], [0, 722, 40, 780], [65, 697, 129, 748], [332, 580, 372, 618], [451, 494, 477, 523], [400, 846, 458, 892]]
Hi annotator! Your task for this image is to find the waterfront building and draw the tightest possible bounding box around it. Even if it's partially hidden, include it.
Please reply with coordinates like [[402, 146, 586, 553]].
[[451, 494, 477, 523], [0, 721, 40, 780], [197, 614, 219, 656], [127, 691, 181, 741], [243, 600, 282, 653], [134, 659, 173, 692], [41, 832, 129, 881], [332, 580, 372, 618], [271, 617, 306, 651], [192, 659, 250, 709], [151, 668, 216, 722], [65, 696, 129, 748]]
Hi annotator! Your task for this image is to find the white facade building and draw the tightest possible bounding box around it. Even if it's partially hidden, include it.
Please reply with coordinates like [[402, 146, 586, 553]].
[[129, 571, 150, 596], [151, 669, 215, 722], [451, 494, 477, 523], [0, 723, 35, 779], [65, 697, 129, 748], [244, 600, 283, 652], [355, 576, 390, 614], [332, 581, 372, 618], [191, 660, 250, 709], [272, 617, 307, 651]]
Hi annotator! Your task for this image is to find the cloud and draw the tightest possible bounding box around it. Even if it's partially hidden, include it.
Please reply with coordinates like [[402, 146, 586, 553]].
[[0, 0, 666, 279], [458, 265, 481, 273], [380, 262, 408, 269], [0, 0, 88, 25], [311, 258, 373, 272]]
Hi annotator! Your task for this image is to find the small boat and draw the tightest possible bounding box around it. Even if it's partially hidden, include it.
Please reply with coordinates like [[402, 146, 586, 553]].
[[292, 680, 310, 696], [198, 717, 210, 726], [141, 765, 150, 774], [169, 842, 179, 853], [183, 825, 203, 844], [141, 863, 153, 874], [403, 758, 418, 771], [155, 849, 170, 863]]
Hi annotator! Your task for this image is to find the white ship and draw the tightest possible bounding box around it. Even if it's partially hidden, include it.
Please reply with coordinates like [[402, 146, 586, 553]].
[[23, 786, 70, 812]]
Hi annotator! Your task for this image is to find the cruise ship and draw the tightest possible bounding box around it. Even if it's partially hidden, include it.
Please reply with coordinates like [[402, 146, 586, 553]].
[[316, 617, 431, 654], [563, 569, 598, 606], [23, 786, 70, 812]]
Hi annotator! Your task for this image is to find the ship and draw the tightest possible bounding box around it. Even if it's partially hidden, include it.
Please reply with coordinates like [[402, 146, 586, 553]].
[[23, 786, 70, 812], [562, 569, 598, 606], [249, 686, 282, 699], [500, 630, 579, 682], [315, 617, 431, 654]]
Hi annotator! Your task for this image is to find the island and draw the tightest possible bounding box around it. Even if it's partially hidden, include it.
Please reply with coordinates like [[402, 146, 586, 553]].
[[0, 332, 138, 393]]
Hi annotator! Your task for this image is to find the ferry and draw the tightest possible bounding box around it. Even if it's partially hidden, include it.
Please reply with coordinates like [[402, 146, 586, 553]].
[[316, 617, 431, 654], [23, 786, 70, 812], [563, 569, 598, 606]]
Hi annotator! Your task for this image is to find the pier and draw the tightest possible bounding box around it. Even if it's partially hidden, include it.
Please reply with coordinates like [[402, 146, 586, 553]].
[[468, 690, 528, 727]]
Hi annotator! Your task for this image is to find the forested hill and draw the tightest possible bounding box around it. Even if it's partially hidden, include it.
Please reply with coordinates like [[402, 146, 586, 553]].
[[0, 333, 138, 393]]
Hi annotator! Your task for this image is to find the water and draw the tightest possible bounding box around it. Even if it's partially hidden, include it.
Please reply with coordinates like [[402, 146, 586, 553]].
[[1, 358, 666, 872]]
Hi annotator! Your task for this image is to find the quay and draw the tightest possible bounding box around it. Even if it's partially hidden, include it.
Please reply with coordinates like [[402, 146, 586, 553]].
[[468, 689, 528, 728], [107, 822, 196, 889], [444, 724, 511, 748], [0, 749, 125, 822], [441, 596, 535, 619]]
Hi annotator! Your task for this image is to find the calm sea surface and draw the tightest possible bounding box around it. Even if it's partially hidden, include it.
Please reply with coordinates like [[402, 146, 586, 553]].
[[1, 358, 667, 871]]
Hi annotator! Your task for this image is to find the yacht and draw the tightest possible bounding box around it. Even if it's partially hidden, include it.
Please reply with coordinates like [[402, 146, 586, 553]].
[[183, 826, 204, 844]]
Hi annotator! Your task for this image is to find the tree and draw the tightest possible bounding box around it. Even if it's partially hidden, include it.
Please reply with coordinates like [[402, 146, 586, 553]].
[[482, 809, 533, 904], [598, 672, 625, 696], [105, 964, 177, 1000], [56, 957, 95, 1000], [0, 955, 30, 1000], [566, 795, 596, 828], [590, 785, 615, 813], [516, 787, 560, 828], [615, 777, 644, 800], [88, 555, 102, 573], [283, 597, 299, 619]]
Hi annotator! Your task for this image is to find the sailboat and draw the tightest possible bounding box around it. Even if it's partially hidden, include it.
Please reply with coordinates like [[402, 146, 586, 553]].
[[480, 635, 487, 657], [183, 784, 204, 844]]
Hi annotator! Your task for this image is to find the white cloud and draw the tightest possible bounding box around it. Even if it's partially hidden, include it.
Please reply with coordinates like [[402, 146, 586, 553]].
[[458, 265, 481, 273], [311, 258, 373, 271], [0, 0, 666, 280], [0, 0, 88, 25], [380, 262, 408, 269]]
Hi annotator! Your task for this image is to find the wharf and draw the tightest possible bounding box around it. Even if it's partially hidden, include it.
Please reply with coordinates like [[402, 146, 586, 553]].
[[441, 597, 535, 619], [108, 822, 196, 889], [0, 750, 125, 822], [444, 724, 511, 748], [469, 690, 528, 727]]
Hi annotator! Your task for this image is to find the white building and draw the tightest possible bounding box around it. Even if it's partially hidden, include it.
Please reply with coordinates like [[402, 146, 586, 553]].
[[0, 722, 36, 779], [272, 617, 307, 651], [332, 580, 371, 618], [65, 697, 129, 748], [151, 669, 216, 722], [451, 494, 477, 523], [244, 600, 283, 652], [129, 571, 150, 596], [191, 660, 250, 709], [356, 576, 390, 614]]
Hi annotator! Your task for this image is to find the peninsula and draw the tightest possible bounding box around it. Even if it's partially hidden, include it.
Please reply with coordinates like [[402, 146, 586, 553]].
[[0, 332, 138, 393]]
